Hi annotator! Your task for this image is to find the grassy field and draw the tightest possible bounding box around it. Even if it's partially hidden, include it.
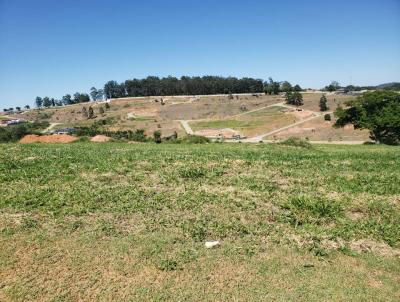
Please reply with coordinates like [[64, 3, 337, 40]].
[[190, 106, 296, 137], [1, 142, 399, 301]]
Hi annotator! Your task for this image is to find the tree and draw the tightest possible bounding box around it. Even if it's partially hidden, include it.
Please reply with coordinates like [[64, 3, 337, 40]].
[[286, 91, 303, 106], [292, 92, 303, 106], [104, 81, 125, 99], [325, 81, 340, 92], [3, 109, 8, 112], [334, 91, 400, 145], [293, 84, 302, 92], [24, 105, 30, 110], [319, 94, 329, 111], [62, 94, 72, 105], [73, 93, 90, 104], [35, 97, 43, 108], [42, 97, 52, 107], [99, 107, 105, 115], [96, 89, 104, 100], [82, 106, 88, 118], [280, 81, 292, 92], [105, 102, 110, 110], [15, 106, 21, 112], [153, 130, 162, 143], [88, 106, 94, 119], [285, 91, 293, 104], [264, 77, 280, 95], [90, 87, 98, 101], [51, 98, 55, 107]]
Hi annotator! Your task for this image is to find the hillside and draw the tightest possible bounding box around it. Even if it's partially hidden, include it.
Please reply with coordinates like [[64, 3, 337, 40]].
[[5, 92, 371, 142]]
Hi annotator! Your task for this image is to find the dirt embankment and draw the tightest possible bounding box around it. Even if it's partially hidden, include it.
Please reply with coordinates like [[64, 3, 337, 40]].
[[19, 134, 78, 144]]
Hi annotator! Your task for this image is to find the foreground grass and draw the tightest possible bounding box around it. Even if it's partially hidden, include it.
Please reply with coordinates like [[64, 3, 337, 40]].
[[0, 142, 399, 301]]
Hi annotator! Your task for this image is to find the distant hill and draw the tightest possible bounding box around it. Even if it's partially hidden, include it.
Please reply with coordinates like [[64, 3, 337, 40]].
[[376, 82, 400, 90]]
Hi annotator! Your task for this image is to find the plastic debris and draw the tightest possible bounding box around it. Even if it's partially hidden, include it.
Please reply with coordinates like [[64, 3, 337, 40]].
[[205, 241, 220, 248]]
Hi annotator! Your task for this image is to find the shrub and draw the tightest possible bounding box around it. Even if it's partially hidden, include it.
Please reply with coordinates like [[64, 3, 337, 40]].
[[179, 135, 210, 144], [283, 195, 343, 226], [0, 122, 49, 143], [158, 258, 179, 271], [279, 137, 312, 148], [153, 130, 162, 143], [324, 114, 331, 121]]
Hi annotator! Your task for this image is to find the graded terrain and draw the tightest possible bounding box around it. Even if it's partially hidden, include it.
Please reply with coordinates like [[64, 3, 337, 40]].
[[4, 92, 371, 142], [0, 142, 399, 301]]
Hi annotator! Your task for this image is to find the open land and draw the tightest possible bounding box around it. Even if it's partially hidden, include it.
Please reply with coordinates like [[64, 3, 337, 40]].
[[0, 142, 399, 301]]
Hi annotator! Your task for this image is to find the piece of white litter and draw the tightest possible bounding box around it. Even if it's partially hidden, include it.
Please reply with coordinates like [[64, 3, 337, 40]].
[[205, 241, 220, 248]]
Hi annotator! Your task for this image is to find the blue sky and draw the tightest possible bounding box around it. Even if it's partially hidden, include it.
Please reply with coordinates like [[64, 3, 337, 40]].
[[0, 0, 399, 108]]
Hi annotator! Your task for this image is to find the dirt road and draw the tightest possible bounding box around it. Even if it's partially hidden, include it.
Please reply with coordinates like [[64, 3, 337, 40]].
[[42, 123, 60, 134], [179, 120, 194, 135]]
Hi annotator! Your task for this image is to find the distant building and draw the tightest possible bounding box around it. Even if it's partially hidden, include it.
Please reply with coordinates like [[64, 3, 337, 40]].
[[6, 119, 25, 125]]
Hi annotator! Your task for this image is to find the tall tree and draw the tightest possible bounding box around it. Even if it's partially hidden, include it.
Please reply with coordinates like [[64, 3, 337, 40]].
[[24, 105, 30, 110], [293, 84, 302, 92], [325, 81, 340, 92], [62, 94, 72, 105], [42, 97, 51, 107], [319, 94, 329, 111], [35, 97, 43, 108], [90, 87, 98, 101], [280, 81, 292, 92], [96, 89, 104, 100]]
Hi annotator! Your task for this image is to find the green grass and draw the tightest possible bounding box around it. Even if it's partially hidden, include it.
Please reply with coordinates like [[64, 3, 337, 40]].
[[0, 143, 399, 301], [246, 105, 285, 117], [190, 119, 264, 130]]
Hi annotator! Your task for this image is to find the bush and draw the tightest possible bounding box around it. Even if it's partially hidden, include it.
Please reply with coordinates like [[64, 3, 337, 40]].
[[179, 135, 210, 144], [324, 114, 331, 121], [153, 130, 162, 143], [0, 122, 49, 143], [279, 137, 312, 148]]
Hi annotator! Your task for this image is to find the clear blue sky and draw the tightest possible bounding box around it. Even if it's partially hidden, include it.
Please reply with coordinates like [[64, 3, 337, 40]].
[[0, 0, 399, 108]]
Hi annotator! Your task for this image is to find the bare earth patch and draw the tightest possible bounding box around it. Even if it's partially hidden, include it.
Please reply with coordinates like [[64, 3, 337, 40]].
[[19, 134, 78, 144]]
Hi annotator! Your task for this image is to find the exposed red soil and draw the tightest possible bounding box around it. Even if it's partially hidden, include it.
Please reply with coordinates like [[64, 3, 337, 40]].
[[19, 134, 78, 144]]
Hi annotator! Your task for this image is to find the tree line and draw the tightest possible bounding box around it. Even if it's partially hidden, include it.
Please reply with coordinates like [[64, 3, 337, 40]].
[[24, 76, 302, 109]]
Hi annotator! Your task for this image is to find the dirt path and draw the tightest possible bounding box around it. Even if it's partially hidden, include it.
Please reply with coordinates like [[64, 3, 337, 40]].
[[42, 123, 60, 133], [179, 120, 194, 135], [229, 102, 288, 118], [244, 113, 326, 142], [178, 101, 290, 136]]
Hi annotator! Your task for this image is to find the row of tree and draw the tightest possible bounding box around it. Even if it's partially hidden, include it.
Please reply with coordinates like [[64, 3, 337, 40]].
[[104, 76, 267, 98], [3, 105, 30, 112], [110, 76, 303, 98], [26, 76, 303, 109], [35, 92, 92, 108]]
